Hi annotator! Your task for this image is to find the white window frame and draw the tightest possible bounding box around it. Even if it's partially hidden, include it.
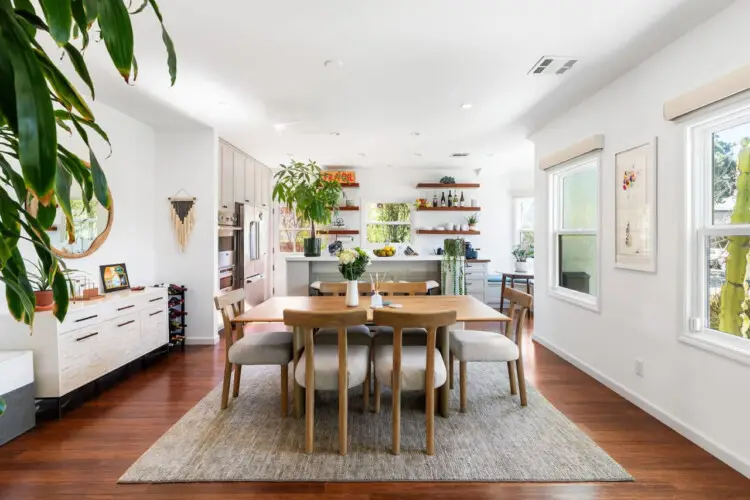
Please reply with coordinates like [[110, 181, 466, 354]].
[[275, 205, 311, 254], [682, 100, 750, 364], [548, 154, 601, 312], [362, 201, 413, 247], [512, 194, 535, 246]]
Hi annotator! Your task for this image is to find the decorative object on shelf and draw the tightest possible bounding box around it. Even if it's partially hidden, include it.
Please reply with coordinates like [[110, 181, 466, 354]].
[[131, 286, 145, 292], [466, 212, 480, 231], [471, 198, 478, 207], [322, 170, 356, 184], [440, 176, 456, 184], [512, 244, 534, 272], [404, 245, 418, 256], [373, 245, 396, 257], [464, 241, 479, 260], [100, 264, 130, 293], [67, 271, 102, 302], [337, 248, 370, 307], [615, 138, 658, 272], [445, 223, 455, 231], [442, 238, 466, 296], [168, 190, 197, 253], [273, 160, 342, 257], [328, 240, 344, 256], [415, 198, 429, 208], [25, 259, 56, 312], [461, 223, 469, 231], [330, 209, 346, 229], [370, 273, 385, 308]]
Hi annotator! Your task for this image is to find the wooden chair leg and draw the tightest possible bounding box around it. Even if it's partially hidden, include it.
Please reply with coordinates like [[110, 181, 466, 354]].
[[374, 377, 381, 414], [507, 361, 518, 395], [459, 361, 467, 413], [449, 352, 454, 390], [392, 372, 401, 455], [516, 357, 528, 407], [280, 364, 288, 417], [221, 360, 232, 410], [363, 366, 370, 414], [232, 364, 242, 398], [425, 375, 435, 455], [305, 350, 315, 453]]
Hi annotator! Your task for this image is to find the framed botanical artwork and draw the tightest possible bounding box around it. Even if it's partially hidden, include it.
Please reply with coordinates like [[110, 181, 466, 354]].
[[615, 138, 658, 272], [99, 263, 130, 293]]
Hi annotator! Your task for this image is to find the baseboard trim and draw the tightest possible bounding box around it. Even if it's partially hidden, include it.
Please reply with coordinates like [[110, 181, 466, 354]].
[[185, 335, 219, 346], [533, 334, 750, 479]]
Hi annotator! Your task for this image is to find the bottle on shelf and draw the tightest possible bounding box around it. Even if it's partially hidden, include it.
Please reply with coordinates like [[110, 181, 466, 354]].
[[432, 192, 438, 207], [453, 191, 459, 206], [447, 190, 453, 207], [460, 191, 465, 207], [440, 192, 446, 207]]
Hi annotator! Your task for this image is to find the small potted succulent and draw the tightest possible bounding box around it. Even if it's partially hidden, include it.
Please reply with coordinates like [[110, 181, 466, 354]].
[[26, 259, 56, 311], [511, 244, 534, 273], [466, 212, 480, 231]]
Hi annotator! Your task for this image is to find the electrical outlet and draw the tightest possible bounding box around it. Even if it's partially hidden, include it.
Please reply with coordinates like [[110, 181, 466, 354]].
[[635, 359, 644, 378]]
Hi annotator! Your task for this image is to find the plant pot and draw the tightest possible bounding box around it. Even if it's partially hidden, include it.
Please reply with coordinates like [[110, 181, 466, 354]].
[[345, 280, 359, 307], [303, 238, 321, 257], [34, 290, 54, 311], [514, 261, 528, 273], [468, 224, 477, 231]]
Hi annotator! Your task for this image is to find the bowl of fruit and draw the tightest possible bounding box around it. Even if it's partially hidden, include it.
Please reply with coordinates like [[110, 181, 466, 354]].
[[374, 245, 396, 257]]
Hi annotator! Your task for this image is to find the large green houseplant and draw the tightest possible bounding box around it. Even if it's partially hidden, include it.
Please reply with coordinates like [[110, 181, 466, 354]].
[[272, 160, 342, 257], [0, 0, 176, 327]]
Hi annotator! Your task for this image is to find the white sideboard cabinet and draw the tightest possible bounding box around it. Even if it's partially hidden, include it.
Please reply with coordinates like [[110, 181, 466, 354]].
[[0, 288, 168, 398]]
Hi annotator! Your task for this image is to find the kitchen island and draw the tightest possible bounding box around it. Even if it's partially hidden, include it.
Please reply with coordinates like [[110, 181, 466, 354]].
[[285, 255, 490, 300]]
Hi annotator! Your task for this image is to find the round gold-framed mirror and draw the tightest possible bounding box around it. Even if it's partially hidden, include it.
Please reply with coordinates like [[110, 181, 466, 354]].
[[26, 190, 114, 259]]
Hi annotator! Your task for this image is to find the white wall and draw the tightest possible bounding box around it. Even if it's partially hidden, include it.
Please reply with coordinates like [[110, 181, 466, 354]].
[[0, 102, 157, 316], [531, 0, 750, 477], [153, 131, 219, 345]]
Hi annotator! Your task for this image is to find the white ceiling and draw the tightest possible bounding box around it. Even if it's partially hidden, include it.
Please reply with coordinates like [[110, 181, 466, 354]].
[[84, 0, 733, 171]]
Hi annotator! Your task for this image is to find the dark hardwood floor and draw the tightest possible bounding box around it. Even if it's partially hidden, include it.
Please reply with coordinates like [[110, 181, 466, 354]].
[[1, 320, 748, 500]]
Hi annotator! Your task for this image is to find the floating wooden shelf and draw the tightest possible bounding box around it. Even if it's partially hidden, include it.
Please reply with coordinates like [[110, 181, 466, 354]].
[[332, 206, 359, 211], [320, 229, 359, 235], [417, 230, 480, 235], [416, 183, 480, 189], [339, 183, 360, 188], [416, 206, 480, 212]]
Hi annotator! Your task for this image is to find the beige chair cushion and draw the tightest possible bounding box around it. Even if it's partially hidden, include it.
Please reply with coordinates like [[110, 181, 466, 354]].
[[315, 325, 373, 346], [373, 326, 428, 345], [374, 345, 447, 391], [294, 345, 370, 390], [228, 331, 293, 366], [450, 330, 519, 362]]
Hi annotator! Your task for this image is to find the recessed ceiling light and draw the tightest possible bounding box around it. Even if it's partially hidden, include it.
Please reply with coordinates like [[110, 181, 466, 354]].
[[330, 132, 340, 136], [460, 103, 473, 109], [287, 153, 294, 157], [358, 153, 367, 157], [272, 123, 286, 131], [487, 153, 495, 157], [414, 153, 422, 157], [410, 132, 420, 136], [324, 59, 344, 68]]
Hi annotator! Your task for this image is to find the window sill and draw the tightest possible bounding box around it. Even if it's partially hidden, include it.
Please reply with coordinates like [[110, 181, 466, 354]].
[[679, 332, 750, 366], [549, 286, 600, 312]]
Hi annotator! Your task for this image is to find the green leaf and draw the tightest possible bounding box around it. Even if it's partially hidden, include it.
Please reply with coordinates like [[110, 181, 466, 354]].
[[89, 148, 110, 209], [0, 39, 17, 133], [70, 0, 89, 48], [0, 154, 25, 202], [97, 0, 134, 82], [13, 0, 36, 37], [36, 195, 57, 228], [52, 265, 69, 321], [2, 249, 36, 325], [0, 397, 6, 417], [63, 43, 94, 99], [35, 49, 94, 121], [55, 158, 74, 243], [83, 0, 97, 24], [131, 0, 148, 14], [147, 0, 176, 86], [39, 0, 72, 45], [0, 3, 57, 203], [55, 110, 111, 154]]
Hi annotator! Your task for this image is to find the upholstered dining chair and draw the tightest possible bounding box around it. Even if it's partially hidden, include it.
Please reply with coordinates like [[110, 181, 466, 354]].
[[315, 282, 373, 345], [372, 308, 457, 455], [214, 289, 293, 414], [283, 308, 370, 455], [449, 287, 533, 411]]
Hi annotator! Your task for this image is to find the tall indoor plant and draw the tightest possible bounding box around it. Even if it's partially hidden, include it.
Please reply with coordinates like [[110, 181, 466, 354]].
[[0, 0, 176, 327], [272, 160, 343, 257]]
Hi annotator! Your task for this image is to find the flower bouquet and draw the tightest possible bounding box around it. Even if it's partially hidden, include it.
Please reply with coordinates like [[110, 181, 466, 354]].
[[338, 248, 371, 306]]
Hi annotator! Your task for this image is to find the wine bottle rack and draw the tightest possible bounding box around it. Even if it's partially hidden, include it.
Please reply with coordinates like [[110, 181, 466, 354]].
[[168, 284, 187, 352]]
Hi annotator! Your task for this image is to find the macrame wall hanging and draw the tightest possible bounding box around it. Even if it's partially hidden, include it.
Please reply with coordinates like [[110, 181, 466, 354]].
[[169, 190, 196, 252]]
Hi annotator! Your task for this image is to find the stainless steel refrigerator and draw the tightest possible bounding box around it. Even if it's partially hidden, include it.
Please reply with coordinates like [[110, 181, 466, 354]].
[[236, 203, 270, 307]]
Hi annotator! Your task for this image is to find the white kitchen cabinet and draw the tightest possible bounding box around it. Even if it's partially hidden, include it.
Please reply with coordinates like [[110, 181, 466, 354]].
[[244, 156, 256, 206], [233, 150, 246, 204], [254, 160, 264, 207], [220, 144, 234, 209], [464, 261, 488, 304], [261, 165, 271, 207]]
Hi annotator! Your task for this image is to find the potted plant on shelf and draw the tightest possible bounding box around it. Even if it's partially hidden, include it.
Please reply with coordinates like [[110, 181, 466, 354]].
[[466, 213, 480, 231], [25, 260, 57, 312], [337, 248, 371, 306], [512, 244, 534, 273], [273, 160, 343, 257]]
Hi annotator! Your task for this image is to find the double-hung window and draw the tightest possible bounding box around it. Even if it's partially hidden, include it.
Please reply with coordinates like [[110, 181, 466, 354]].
[[278, 206, 311, 253], [365, 203, 412, 244], [513, 196, 535, 247], [549, 156, 600, 310], [686, 103, 750, 359]]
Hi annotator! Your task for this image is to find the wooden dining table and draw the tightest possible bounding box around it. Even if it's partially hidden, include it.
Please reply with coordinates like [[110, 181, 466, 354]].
[[232, 295, 510, 418]]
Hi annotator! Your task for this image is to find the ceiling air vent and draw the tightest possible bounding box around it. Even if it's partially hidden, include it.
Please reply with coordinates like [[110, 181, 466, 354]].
[[528, 56, 578, 76], [450, 153, 470, 158]]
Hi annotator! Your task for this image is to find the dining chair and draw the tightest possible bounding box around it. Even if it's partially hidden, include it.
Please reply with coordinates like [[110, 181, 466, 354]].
[[315, 282, 373, 345], [283, 308, 370, 455], [214, 289, 293, 415], [378, 281, 428, 296], [372, 308, 457, 455], [449, 287, 533, 411]]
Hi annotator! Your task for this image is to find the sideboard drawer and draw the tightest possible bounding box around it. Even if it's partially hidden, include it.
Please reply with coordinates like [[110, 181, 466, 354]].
[[59, 324, 108, 396], [141, 305, 168, 353], [109, 313, 141, 369], [59, 304, 114, 335]]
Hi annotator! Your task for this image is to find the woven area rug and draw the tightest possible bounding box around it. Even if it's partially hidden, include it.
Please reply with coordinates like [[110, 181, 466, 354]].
[[119, 364, 632, 483]]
